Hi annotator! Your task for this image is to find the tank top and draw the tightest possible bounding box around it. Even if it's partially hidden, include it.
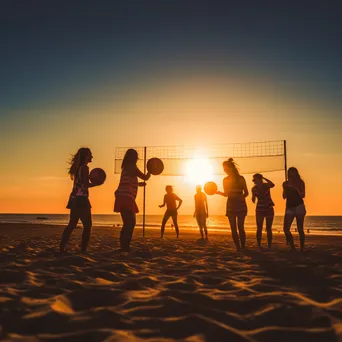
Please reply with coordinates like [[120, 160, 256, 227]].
[[224, 175, 245, 196], [225, 176, 247, 213], [115, 168, 138, 200], [252, 184, 274, 211], [73, 165, 89, 197], [284, 182, 304, 208]]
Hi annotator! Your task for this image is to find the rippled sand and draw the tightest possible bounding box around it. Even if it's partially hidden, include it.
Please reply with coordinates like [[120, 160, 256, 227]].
[[0, 223, 342, 341]]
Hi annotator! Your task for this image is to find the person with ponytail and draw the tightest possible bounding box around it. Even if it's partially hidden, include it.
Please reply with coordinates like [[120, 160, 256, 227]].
[[217, 158, 249, 249], [60, 147, 98, 254], [114, 149, 151, 252], [283, 167, 306, 251]]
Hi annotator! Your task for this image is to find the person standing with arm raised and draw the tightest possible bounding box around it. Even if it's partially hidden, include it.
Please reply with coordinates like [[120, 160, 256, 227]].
[[159, 185, 183, 239], [217, 158, 249, 250], [114, 149, 151, 252], [251, 174, 275, 248]]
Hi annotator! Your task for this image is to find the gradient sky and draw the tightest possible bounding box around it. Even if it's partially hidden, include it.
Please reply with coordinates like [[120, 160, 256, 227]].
[[1, 1, 342, 215]]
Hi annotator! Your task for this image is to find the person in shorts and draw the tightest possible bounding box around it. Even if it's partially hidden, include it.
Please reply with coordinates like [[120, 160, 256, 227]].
[[283, 167, 306, 251], [159, 185, 183, 238], [114, 149, 151, 252], [252, 174, 275, 248], [60, 148, 99, 254], [217, 158, 249, 250]]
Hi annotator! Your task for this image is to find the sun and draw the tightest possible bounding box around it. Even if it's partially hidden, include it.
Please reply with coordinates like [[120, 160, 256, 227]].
[[185, 158, 214, 185]]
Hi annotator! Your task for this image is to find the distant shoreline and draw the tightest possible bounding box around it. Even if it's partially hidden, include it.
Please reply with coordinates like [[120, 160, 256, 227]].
[[1, 213, 341, 217], [1, 222, 341, 236]]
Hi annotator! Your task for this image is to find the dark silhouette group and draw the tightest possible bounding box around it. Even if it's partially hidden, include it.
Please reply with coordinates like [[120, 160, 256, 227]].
[[60, 148, 306, 254]]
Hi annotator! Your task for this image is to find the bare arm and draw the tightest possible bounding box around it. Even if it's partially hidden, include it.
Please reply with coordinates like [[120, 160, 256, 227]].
[[298, 182, 305, 198], [80, 165, 97, 188], [285, 181, 305, 198], [176, 197, 183, 210], [217, 178, 229, 197], [159, 195, 166, 208], [263, 176, 275, 188], [242, 177, 249, 198], [282, 182, 287, 199], [136, 167, 151, 181], [205, 197, 209, 218], [251, 188, 256, 204]]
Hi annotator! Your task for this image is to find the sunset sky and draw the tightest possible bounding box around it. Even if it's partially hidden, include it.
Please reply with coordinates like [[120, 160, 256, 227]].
[[1, 1, 341, 215]]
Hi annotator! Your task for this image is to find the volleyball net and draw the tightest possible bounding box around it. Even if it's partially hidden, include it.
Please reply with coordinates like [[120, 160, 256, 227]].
[[114, 140, 287, 176], [114, 140, 287, 235]]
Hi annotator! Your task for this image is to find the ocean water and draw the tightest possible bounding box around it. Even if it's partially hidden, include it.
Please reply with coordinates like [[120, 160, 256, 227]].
[[0, 214, 341, 234]]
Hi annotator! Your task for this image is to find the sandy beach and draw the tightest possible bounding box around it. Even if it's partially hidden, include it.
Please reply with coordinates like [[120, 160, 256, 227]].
[[0, 223, 341, 341]]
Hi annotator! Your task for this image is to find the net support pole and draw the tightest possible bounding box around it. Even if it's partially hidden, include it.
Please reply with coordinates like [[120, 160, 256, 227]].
[[283, 140, 288, 181], [143, 146, 147, 238]]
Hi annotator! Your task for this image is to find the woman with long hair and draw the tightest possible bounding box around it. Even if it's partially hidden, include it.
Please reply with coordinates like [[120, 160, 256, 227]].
[[60, 147, 98, 253], [217, 158, 249, 249], [114, 149, 150, 252], [283, 167, 306, 251]]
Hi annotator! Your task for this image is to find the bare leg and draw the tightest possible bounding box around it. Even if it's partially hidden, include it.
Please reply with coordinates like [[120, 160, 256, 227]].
[[283, 214, 296, 250], [80, 206, 92, 252], [120, 210, 136, 251], [171, 213, 179, 238], [256, 214, 264, 247], [237, 215, 246, 248], [296, 215, 305, 251], [60, 208, 79, 252], [265, 215, 274, 248], [161, 211, 171, 238], [266, 216, 274, 248], [196, 214, 203, 239], [203, 220, 208, 239], [227, 214, 240, 249]]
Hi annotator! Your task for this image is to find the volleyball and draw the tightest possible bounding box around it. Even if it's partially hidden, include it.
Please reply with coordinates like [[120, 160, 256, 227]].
[[147, 158, 164, 175], [89, 168, 106, 185], [204, 181, 218, 195]]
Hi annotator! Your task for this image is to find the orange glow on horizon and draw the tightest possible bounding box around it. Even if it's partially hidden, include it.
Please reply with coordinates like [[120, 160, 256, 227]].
[[1, 72, 341, 215]]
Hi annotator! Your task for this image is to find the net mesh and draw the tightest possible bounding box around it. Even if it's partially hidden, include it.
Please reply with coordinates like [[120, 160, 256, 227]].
[[114, 140, 286, 175]]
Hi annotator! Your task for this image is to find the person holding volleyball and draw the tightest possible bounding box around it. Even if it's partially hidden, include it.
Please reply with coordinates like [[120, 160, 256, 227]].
[[217, 158, 249, 249], [114, 149, 151, 252], [60, 147, 99, 254]]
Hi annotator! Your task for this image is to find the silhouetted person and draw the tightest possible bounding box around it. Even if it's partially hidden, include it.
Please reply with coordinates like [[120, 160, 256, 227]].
[[283, 167, 306, 251], [114, 149, 150, 252], [159, 185, 182, 238], [194, 185, 209, 239], [252, 174, 275, 248], [60, 148, 98, 253], [217, 158, 248, 250]]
